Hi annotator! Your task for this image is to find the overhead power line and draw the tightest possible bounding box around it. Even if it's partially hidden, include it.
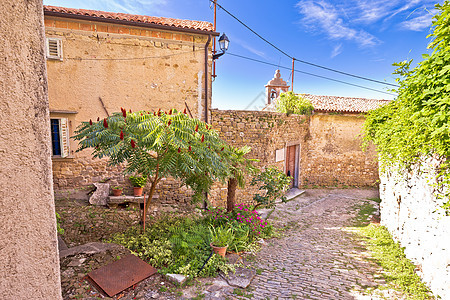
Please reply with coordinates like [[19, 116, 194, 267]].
[[211, 0, 399, 88], [227, 52, 397, 97]]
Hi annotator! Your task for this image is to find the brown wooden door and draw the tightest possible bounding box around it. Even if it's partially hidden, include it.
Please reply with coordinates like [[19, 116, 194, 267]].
[[286, 145, 296, 188]]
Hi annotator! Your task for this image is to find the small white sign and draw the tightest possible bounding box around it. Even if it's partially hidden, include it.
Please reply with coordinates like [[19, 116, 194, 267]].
[[275, 149, 285, 162]]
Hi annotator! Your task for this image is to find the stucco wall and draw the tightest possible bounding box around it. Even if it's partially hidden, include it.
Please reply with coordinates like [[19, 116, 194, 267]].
[[302, 113, 378, 187], [45, 16, 213, 196], [0, 1, 62, 298], [380, 159, 450, 298]]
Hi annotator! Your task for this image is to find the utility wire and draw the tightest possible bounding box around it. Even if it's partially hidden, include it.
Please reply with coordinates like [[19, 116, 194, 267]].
[[227, 52, 397, 97], [211, 0, 399, 88], [66, 49, 204, 61], [210, 0, 292, 59]]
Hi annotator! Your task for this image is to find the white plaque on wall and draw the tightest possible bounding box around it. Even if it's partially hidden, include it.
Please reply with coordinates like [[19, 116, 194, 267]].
[[275, 148, 285, 162]]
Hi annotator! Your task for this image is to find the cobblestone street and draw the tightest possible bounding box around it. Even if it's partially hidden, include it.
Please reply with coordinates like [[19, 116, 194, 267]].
[[247, 188, 401, 300]]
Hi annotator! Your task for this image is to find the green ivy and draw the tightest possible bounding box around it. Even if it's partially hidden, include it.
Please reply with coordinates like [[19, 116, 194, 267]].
[[363, 2, 450, 214]]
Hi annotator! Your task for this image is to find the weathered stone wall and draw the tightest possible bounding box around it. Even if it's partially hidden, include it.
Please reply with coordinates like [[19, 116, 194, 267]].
[[209, 109, 309, 207], [380, 159, 450, 299], [0, 1, 62, 298], [45, 16, 213, 200], [302, 113, 378, 187]]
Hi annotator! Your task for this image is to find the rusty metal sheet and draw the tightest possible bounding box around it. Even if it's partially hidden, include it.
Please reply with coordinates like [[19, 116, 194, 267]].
[[87, 254, 157, 297]]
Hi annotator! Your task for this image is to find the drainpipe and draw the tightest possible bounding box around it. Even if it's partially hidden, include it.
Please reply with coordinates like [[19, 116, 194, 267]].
[[204, 34, 211, 124], [203, 34, 212, 210]]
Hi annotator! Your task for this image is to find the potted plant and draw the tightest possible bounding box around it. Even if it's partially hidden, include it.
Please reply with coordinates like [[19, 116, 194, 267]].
[[209, 225, 234, 257], [129, 176, 147, 196], [112, 186, 123, 196]]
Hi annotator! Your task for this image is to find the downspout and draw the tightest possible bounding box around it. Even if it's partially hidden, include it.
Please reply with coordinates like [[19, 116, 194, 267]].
[[204, 34, 211, 124], [203, 34, 212, 210]]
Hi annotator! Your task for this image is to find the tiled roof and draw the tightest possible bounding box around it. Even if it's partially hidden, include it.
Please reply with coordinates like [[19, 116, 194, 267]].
[[303, 94, 391, 113], [43, 5, 215, 32], [263, 94, 391, 113]]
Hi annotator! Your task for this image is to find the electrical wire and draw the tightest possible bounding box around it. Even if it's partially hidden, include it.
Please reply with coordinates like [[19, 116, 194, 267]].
[[210, 0, 399, 88], [227, 52, 397, 97], [66, 49, 204, 61]]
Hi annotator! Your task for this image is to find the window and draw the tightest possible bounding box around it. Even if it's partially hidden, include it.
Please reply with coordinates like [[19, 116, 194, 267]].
[[46, 37, 63, 60], [50, 118, 70, 157]]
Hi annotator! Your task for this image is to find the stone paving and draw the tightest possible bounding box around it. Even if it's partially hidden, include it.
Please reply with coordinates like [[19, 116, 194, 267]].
[[245, 188, 403, 300]]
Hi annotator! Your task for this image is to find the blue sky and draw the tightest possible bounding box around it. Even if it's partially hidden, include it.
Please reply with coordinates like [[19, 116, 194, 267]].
[[43, 0, 442, 110]]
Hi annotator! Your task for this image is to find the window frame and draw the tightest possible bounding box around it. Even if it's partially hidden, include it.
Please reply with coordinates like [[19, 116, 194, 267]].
[[45, 37, 63, 61]]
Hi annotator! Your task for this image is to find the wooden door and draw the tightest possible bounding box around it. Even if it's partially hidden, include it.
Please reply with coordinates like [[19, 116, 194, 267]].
[[286, 145, 296, 188]]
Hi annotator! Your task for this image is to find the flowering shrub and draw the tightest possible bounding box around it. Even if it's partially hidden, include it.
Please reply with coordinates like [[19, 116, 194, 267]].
[[205, 204, 268, 237], [230, 204, 267, 237]]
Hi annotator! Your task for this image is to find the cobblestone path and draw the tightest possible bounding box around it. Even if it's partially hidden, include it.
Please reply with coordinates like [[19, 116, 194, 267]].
[[248, 188, 398, 300]]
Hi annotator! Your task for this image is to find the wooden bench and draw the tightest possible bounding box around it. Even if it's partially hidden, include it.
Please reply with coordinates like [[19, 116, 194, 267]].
[[107, 194, 159, 208]]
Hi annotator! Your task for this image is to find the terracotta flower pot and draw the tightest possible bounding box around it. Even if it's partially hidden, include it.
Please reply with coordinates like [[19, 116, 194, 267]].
[[210, 243, 228, 257], [112, 189, 123, 196], [133, 187, 143, 196]]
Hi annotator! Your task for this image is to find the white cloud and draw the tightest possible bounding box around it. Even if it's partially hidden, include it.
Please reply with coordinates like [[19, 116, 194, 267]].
[[331, 44, 343, 58], [296, 1, 379, 47], [400, 13, 433, 31], [232, 36, 267, 59]]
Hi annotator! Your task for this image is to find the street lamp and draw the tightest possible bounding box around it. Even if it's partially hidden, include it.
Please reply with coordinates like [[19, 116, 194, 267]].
[[213, 33, 229, 60]]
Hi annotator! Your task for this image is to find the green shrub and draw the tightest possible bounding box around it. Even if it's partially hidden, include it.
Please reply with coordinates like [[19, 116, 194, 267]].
[[209, 225, 235, 247], [275, 91, 314, 115]]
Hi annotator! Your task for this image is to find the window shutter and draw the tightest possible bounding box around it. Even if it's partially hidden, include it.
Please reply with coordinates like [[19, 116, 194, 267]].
[[46, 37, 63, 60], [59, 118, 70, 158]]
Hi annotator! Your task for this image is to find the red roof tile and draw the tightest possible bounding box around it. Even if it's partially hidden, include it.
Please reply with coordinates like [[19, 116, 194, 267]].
[[263, 94, 391, 113], [303, 94, 391, 113], [44, 5, 214, 32]]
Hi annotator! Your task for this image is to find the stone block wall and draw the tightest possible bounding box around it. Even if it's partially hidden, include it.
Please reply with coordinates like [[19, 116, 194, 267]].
[[380, 159, 450, 298], [209, 109, 309, 207]]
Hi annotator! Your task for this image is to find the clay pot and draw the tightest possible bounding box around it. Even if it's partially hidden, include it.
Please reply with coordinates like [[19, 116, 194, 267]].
[[112, 189, 123, 196], [210, 243, 228, 257], [133, 187, 143, 197]]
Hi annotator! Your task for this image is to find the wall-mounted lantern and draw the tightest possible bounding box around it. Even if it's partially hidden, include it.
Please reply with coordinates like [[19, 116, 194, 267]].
[[213, 33, 229, 60]]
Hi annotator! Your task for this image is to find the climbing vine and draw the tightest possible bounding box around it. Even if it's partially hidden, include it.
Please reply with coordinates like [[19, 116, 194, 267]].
[[363, 1, 450, 214]]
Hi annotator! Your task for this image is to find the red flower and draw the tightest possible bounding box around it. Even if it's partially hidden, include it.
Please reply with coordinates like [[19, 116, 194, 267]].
[[140, 113, 143, 116], [189, 146, 192, 151], [131, 140, 136, 148], [206, 125, 209, 130], [201, 134, 204, 142], [103, 118, 108, 128], [221, 147, 224, 151], [129, 109, 132, 113], [169, 109, 172, 115], [89, 119, 93, 125], [120, 130, 124, 140], [168, 120, 172, 126], [178, 147, 181, 153], [154, 112, 156, 116], [195, 124, 199, 132], [122, 110, 127, 118], [183, 108, 187, 115], [97, 117, 100, 122]]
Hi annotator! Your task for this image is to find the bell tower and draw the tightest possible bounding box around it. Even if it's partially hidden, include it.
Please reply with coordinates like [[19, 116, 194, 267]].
[[265, 70, 290, 105]]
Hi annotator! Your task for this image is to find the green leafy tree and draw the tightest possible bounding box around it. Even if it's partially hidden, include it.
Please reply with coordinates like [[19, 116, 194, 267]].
[[251, 167, 291, 209], [222, 145, 258, 212], [73, 108, 230, 220], [363, 1, 450, 213], [276, 91, 314, 116]]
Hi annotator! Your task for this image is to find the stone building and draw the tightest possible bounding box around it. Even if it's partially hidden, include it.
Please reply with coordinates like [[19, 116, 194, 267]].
[[261, 70, 389, 187], [208, 70, 389, 207], [43, 6, 218, 199]]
